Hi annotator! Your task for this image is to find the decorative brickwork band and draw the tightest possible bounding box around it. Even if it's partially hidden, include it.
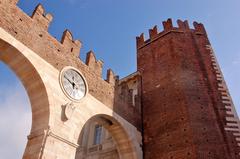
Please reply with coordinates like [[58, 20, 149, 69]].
[[207, 45, 240, 155]]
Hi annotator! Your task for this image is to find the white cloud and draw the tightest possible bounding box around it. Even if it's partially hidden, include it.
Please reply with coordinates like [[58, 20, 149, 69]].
[[0, 83, 31, 159]]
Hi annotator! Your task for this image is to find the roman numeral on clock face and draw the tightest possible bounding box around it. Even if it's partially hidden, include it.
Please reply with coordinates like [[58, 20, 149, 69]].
[[61, 68, 87, 101]]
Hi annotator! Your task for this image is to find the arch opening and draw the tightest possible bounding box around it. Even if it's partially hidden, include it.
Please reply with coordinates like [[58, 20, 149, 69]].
[[75, 114, 136, 159], [0, 61, 31, 158], [0, 37, 51, 158]]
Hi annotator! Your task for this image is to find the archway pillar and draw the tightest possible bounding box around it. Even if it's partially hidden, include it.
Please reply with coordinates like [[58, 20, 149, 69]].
[[0, 27, 63, 159]]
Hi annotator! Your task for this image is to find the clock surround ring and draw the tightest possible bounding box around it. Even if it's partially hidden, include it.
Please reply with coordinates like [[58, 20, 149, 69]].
[[59, 66, 88, 102]]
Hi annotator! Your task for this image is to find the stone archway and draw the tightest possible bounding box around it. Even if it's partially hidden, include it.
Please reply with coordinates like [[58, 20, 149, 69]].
[[0, 28, 51, 158], [75, 114, 138, 159], [0, 26, 142, 159], [69, 93, 142, 159]]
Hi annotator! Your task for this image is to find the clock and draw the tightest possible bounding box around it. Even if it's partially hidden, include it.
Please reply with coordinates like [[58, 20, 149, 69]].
[[60, 67, 87, 101]]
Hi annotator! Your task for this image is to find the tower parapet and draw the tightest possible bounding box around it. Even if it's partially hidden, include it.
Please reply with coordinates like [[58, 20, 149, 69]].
[[136, 19, 206, 49]]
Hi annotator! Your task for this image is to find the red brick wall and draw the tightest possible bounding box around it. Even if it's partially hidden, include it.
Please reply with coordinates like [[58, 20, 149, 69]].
[[137, 19, 240, 159], [114, 74, 142, 130]]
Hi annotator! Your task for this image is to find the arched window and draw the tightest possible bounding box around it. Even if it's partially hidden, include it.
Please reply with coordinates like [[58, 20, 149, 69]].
[[93, 125, 102, 145]]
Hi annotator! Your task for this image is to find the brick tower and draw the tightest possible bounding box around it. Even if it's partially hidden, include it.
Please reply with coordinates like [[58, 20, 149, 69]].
[[137, 19, 240, 159]]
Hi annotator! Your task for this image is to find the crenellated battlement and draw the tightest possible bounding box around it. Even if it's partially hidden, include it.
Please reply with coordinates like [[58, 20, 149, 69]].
[[85, 50, 103, 77], [60, 29, 82, 57], [0, 0, 121, 110], [136, 18, 206, 49], [9, 0, 18, 4], [31, 4, 53, 31], [0, 1, 118, 86], [106, 69, 116, 85]]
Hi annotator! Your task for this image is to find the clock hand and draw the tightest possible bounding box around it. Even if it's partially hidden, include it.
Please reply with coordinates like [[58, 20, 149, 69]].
[[64, 75, 77, 90], [64, 75, 74, 85]]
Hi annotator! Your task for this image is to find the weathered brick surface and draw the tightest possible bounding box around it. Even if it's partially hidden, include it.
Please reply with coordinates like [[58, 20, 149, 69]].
[[114, 73, 142, 130], [137, 19, 240, 159]]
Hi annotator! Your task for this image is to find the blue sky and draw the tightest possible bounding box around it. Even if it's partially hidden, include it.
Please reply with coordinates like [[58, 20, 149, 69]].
[[0, 0, 240, 158]]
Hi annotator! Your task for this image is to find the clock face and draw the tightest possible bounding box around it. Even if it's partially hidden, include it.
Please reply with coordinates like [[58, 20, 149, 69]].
[[61, 68, 87, 101]]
